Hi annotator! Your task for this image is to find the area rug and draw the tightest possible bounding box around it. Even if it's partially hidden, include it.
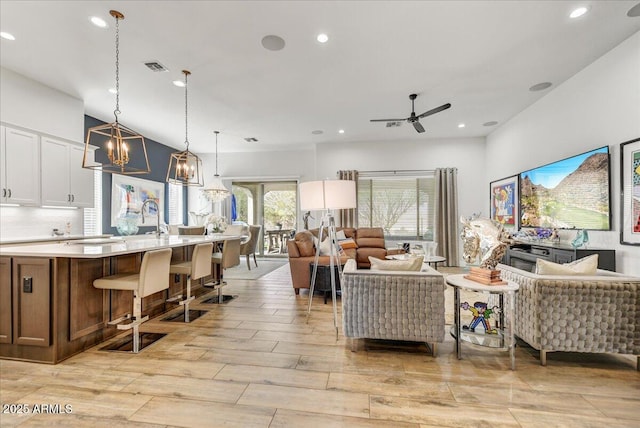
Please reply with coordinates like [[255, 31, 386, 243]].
[[223, 258, 288, 280]]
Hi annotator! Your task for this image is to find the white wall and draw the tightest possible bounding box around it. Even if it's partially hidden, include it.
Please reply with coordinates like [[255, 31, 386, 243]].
[[486, 31, 640, 276], [0, 67, 84, 143], [0, 66, 86, 239]]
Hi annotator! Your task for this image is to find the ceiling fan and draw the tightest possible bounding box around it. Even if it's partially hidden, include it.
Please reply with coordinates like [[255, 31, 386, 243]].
[[370, 94, 451, 133]]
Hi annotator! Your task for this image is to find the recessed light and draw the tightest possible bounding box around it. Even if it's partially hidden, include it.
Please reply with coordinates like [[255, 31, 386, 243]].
[[317, 33, 329, 43], [89, 16, 108, 28], [458, 123, 465, 128], [569, 6, 589, 19], [172, 80, 186, 87], [628, 3, 640, 17], [529, 82, 553, 92], [311, 130, 324, 135], [483, 121, 498, 127], [108, 88, 117, 94], [261, 35, 285, 51], [338, 129, 345, 134], [0, 32, 15, 41]]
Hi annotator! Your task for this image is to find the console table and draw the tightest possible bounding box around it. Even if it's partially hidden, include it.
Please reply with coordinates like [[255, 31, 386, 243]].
[[504, 241, 615, 272]]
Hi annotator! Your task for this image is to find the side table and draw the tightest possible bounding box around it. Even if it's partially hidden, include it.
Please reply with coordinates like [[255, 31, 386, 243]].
[[309, 263, 343, 304], [446, 274, 519, 370]]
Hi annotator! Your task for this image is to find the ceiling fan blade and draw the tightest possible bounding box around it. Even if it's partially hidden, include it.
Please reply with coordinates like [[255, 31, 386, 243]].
[[370, 118, 407, 122], [417, 103, 452, 119], [413, 121, 425, 133]]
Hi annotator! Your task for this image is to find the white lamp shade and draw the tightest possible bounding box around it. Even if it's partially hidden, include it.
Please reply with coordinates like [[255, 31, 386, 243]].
[[299, 179, 356, 210], [324, 180, 356, 209]]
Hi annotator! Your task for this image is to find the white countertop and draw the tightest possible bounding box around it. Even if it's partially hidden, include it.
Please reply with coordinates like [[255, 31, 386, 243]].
[[0, 234, 241, 259], [0, 234, 113, 246]]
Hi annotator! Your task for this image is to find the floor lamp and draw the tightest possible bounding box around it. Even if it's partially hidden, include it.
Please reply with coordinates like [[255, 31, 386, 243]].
[[300, 179, 357, 337]]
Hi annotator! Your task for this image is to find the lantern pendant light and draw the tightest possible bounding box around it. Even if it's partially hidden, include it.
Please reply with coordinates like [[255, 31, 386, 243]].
[[166, 70, 204, 186], [202, 131, 230, 202], [83, 10, 150, 175]]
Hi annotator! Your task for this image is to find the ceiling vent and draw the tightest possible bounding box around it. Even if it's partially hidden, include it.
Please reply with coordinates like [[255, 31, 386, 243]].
[[385, 121, 403, 128], [144, 61, 169, 72], [244, 137, 258, 142]]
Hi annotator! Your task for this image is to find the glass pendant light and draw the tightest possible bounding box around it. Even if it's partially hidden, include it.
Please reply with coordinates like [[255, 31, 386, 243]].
[[83, 10, 150, 175], [166, 70, 204, 186], [203, 131, 230, 202]]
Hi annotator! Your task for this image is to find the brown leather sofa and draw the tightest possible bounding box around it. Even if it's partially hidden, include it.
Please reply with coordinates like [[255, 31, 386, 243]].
[[286, 227, 398, 294]]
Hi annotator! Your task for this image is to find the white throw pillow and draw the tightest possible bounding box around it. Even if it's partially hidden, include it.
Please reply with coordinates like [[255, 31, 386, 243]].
[[535, 254, 599, 275], [313, 236, 333, 256], [335, 230, 347, 240], [369, 256, 424, 271]]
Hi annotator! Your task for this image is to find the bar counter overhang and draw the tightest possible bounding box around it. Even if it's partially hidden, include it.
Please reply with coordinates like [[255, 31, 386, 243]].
[[0, 234, 237, 364]]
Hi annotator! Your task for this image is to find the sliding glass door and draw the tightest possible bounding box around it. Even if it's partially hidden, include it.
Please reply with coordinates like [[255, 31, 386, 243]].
[[232, 181, 297, 257]]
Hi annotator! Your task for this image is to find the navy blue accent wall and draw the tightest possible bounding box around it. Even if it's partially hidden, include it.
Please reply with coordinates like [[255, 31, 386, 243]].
[[84, 115, 189, 235]]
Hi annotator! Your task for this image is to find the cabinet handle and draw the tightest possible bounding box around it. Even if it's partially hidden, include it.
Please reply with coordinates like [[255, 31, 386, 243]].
[[67, 194, 71, 202], [2, 189, 5, 198], [71, 194, 75, 202], [7, 189, 11, 198]]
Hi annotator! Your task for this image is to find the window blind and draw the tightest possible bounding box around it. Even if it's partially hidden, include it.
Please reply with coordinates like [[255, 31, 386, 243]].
[[83, 169, 102, 235], [168, 182, 183, 225]]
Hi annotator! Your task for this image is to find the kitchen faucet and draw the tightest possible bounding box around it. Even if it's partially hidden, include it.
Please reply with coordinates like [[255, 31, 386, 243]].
[[141, 199, 161, 237]]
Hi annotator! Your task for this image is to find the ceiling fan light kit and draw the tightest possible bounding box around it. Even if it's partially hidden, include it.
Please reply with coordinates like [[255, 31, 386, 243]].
[[370, 93, 451, 134]]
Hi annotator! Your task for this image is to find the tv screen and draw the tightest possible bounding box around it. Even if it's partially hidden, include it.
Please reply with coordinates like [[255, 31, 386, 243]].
[[519, 146, 610, 230]]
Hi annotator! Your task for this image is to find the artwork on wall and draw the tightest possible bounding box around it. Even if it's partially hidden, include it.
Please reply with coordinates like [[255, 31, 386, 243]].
[[111, 174, 164, 227], [620, 137, 640, 246], [489, 175, 519, 228]]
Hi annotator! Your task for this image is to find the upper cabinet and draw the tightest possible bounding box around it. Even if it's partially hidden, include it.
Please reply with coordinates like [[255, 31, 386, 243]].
[[41, 137, 94, 208], [0, 125, 40, 206]]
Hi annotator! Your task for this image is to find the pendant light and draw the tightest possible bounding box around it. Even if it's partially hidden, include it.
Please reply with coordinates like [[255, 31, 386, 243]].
[[203, 131, 230, 202], [83, 10, 150, 175], [166, 70, 204, 186]]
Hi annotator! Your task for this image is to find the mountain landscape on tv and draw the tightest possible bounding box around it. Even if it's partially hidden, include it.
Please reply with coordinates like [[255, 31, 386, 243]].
[[520, 152, 610, 230]]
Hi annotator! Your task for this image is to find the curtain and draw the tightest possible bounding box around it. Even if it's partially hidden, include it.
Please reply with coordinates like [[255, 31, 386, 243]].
[[435, 168, 459, 266], [337, 170, 358, 228]]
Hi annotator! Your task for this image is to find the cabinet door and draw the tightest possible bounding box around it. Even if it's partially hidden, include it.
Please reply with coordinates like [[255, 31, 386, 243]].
[[3, 127, 40, 205], [40, 137, 71, 206], [12, 258, 51, 347], [0, 126, 6, 197], [552, 249, 574, 265], [69, 145, 94, 208], [0, 257, 12, 344]]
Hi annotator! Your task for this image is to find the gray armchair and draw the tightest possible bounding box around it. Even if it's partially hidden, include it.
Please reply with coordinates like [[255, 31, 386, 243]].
[[240, 225, 261, 270]]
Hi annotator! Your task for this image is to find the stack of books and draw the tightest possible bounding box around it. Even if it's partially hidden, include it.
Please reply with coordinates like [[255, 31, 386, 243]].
[[464, 267, 507, 285]]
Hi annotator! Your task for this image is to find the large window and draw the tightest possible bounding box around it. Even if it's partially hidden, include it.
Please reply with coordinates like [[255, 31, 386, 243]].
[[358, 172, 435, 240]]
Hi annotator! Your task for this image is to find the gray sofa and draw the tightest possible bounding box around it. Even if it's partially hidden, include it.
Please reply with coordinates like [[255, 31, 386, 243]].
[[341, 259, 446, 355], [497, 263, 640, 369]]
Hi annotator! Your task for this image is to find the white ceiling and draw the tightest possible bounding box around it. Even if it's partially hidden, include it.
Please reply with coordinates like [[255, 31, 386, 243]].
[[1, 1, 639, 154]]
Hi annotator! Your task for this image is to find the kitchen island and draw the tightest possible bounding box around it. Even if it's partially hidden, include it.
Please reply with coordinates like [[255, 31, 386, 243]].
[[0, 234, 238, 364]]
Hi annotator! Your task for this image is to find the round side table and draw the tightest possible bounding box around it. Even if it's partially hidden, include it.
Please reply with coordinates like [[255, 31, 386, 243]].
[[446, 274, 519, 370]]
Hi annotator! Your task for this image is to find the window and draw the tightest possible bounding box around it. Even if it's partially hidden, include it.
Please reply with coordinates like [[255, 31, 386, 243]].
[[358, 172, 435, 240], [168, 182, 183, 225], [83, 169, 102, 235]]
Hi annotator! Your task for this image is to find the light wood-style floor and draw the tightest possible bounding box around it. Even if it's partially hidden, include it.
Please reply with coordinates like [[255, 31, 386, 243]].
[[1, 264, 639, 427]]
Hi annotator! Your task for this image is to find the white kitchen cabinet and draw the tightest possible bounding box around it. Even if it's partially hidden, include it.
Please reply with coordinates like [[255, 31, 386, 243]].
[[0, 126, 40, 205], [41, 137, 94, 208]]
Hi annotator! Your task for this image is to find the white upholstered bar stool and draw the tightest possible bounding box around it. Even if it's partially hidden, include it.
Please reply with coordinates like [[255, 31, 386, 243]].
[[168, 242, 213, 322], [209, 237, 241, 303], [93, 248, 172, 353]]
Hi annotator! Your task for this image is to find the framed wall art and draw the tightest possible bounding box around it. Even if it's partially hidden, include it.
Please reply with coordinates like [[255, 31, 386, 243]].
[[111, 174, 165, 227], [490, 175, 519, 229], [620, 137, 640, 245]]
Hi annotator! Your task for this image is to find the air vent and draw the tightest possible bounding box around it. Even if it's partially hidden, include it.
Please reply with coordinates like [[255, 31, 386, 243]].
[[244, 137, 258, 142], [386, 121, 403, 128], [144, 61, 169, 72]]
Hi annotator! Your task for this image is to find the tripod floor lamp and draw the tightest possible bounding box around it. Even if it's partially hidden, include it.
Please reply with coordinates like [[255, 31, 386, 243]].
[[299, 179, 357, 337]]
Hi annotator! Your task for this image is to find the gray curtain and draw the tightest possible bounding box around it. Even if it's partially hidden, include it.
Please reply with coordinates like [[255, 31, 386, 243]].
[[435, 168, 459, 266], [337, 170, 358, 228]]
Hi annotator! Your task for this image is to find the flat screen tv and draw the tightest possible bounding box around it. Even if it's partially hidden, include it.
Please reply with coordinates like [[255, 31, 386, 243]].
[[519, 146, 611, 230]]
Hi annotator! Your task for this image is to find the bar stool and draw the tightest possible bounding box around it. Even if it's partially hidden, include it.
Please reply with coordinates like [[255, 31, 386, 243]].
[[93, 248, 172, 353], [168, 242, 213, 322], [208, 237, 241, 303]]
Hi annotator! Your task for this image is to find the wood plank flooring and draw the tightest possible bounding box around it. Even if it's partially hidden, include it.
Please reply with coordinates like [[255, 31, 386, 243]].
[[1, 264, 639, 427]]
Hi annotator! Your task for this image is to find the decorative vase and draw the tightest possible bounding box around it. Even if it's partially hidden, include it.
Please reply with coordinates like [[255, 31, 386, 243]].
[[116, 214, 139, 236]]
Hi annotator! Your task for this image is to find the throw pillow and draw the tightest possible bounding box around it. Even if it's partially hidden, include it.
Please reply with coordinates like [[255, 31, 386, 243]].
[[295, 231, 315, 257], [335, 230, 347, 240], [314, 236, 334, 256], [369, 255, 424, 271], [535, 254, 599, 275], [338, 238, 358, 249]]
